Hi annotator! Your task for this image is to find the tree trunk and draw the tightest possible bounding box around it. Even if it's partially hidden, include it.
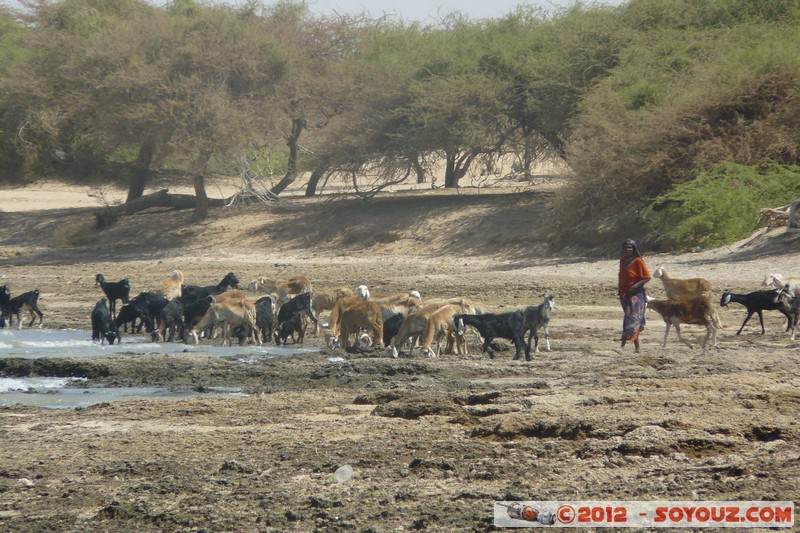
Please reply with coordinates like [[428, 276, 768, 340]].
[[126, 140, 155, 202], [412, 156, 426, 184], [193, 174, 209, 221], [790, 198, 800, 229], [444, 150, 476, 188], [192, 151, 212, 221], [304, 163, 329, 197], [270, 117, 305, 196], [94, 189, 225, 228], [444, 153, 456, 188]]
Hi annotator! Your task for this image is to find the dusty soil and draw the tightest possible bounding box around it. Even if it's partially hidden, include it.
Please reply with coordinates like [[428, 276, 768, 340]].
[[0, 181, 799, 532]]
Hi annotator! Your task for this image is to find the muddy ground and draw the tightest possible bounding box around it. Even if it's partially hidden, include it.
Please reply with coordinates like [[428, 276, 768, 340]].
[[0, 185, 799, 532]]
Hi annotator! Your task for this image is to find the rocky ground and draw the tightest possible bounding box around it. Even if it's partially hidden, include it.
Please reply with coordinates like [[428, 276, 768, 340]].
[[0, 183, 799, 532]]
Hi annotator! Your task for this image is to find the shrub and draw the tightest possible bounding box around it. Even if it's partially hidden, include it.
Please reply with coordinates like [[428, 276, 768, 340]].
[[645, 162, 800, 249]]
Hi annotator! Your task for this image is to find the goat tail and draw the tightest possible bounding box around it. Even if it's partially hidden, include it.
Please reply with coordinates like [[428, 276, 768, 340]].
[[712, 309, 724, 330]]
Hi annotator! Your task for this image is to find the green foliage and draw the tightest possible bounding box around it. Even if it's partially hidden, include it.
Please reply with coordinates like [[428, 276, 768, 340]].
[[621, 0, 800, 30], [646, 163, 800, 249], [560, 0, 800, 250], [0, 0, 797, 239], [620, 80, 662, 110]]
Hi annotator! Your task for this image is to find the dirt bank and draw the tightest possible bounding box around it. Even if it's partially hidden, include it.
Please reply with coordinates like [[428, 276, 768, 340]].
[[0, 184, 799, 531]]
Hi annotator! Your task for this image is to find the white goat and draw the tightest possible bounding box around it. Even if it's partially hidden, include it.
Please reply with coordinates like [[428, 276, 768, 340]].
[[646, 295, 721, 351], [762, 273, 800, 298], [523, 295, 556, 353], [652, 267, 712, 300], [773, 286, 800, 340]]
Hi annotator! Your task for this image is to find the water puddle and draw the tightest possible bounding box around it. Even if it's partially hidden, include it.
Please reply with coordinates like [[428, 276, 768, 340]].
[[0, 328, 318, 408], [0, 328, 318, 359], [0, 379, 246, 409]]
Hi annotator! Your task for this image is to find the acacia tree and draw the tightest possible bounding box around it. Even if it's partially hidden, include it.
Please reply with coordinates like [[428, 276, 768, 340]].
[[258, 4, 367, 197], [305, 17, 513, 192], [398, 17, 514, 188], [298, 19, 429, 195], [3, 0, 287, 219]]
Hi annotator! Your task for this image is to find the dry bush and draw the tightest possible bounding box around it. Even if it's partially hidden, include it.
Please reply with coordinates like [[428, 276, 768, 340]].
[[553, 71, 800, 252]]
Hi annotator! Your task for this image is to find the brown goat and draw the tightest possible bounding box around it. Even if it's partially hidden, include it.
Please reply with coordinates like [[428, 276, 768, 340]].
[[338, 300, 384, 350], [646, 296, 721, 351]]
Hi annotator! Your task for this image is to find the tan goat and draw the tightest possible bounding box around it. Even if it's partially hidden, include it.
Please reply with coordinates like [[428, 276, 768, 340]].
[[312, 287, 356, 315], [310, 286, 356, 334], [338, 300, 384, 350], [211, 289, 249, 303], [325, 295, 370, 347], [188, 298, 260, 346], [248, 275, 313, 303], [385, 298, 483, 358], [652, 267, 712, 300], [204, 290, 253, 338], [156, 270, 184, 300], [420, 304, 467, 358]]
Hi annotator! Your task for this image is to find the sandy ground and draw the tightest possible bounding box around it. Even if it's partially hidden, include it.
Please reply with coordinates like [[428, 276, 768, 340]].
[[0, 181, 799, 532]]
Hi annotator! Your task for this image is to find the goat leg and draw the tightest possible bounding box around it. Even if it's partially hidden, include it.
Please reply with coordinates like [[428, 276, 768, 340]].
[[662, 323, 671, 347], [736, 313, 754, 335], [673, 324, 694, 349], [482, 337, 495, 359]]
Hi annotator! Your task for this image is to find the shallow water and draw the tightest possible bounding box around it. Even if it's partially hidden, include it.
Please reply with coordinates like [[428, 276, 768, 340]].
[[0, 327, 317, 359], [0, 380, 246, 409], [0, 327, 318, 408]]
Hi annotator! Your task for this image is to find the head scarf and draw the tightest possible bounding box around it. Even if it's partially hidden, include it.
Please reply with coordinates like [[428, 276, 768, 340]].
[[622, 238, 642, 259]]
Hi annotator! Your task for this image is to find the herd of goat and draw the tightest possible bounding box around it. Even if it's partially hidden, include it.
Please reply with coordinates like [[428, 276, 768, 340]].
[[0, 268, 799, 357]]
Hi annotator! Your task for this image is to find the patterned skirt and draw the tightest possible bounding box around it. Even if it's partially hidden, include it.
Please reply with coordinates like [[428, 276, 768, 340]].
[[621, 291, 646, 342]]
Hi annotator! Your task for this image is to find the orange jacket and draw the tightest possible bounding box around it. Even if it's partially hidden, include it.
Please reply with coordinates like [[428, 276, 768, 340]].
[[619, 256, 650, 299]]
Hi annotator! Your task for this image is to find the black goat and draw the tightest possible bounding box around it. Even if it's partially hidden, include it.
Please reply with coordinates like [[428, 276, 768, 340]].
[[95, 274, 131, 319], [91, 299, 119, 345], [183, 296, 213, 336], [8, 289, 44, 329], [232, 298, 275, 345], [255, 296, 276, 344], [523, 295, 556, 353], [277, 292, 317, 326], [115, 301, 149, 334], [153, 299, 186, 342], [720, 289, 792, 335], [383, 312, 405, 347], [454, 311, 529, 361], [181, 272, 240, 303], [275, 313, 307, 345], [0, 284, 10, 328], [116, 291, 169, 333]]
